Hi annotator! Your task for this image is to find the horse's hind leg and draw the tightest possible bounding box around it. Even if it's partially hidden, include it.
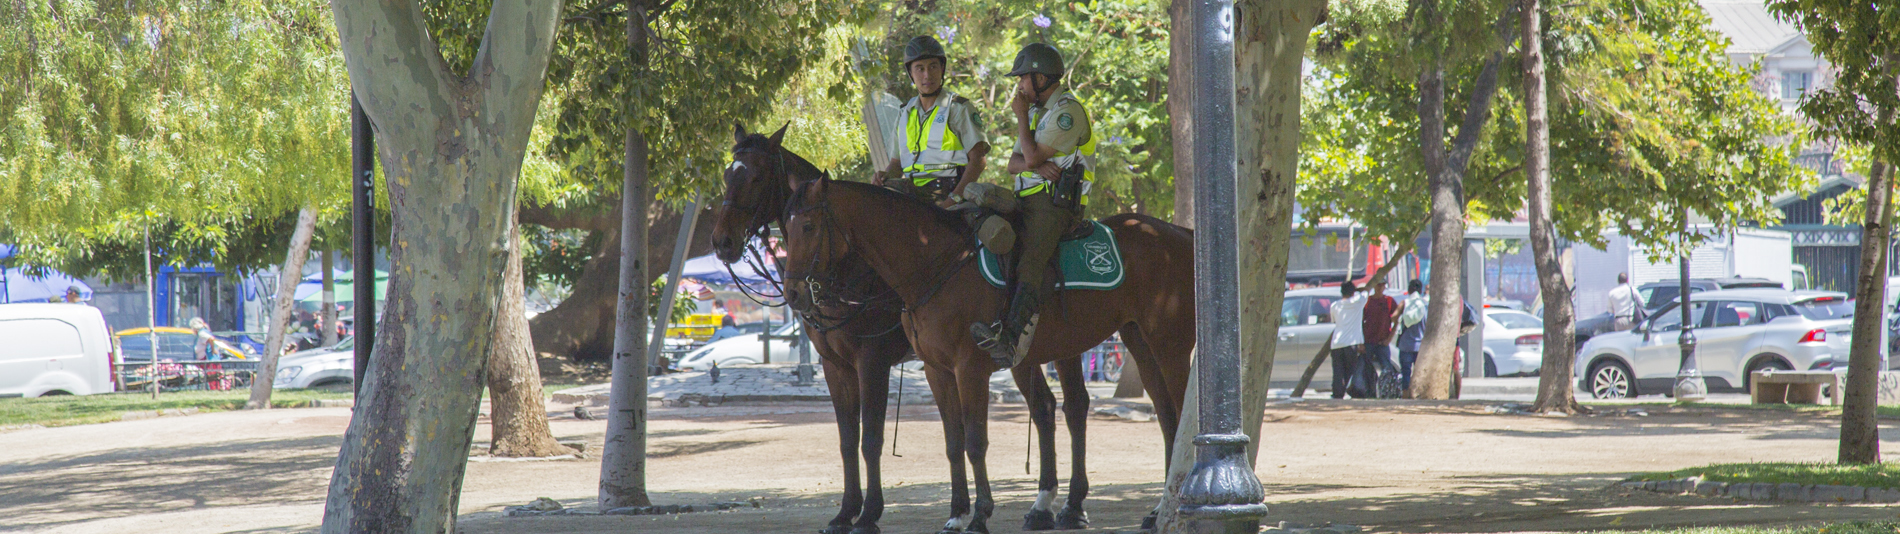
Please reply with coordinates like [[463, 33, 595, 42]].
[[1053, 356, 1090, 530], [821, 358, 864, 534], [1010, 364, 1060, 531], [958, 359, 999, 533], [1118, 323, 1181, 531]]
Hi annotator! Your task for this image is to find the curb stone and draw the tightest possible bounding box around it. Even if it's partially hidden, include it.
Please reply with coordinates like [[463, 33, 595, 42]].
[[1621, 477, 1900, 504]]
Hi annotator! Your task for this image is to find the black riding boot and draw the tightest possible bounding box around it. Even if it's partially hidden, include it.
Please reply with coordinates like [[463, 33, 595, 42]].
[[971, 289, 1040, 369]]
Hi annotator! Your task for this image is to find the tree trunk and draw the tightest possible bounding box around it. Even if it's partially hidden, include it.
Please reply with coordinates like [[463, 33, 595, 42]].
[[320, 0, 561, 528], [246, 207, 318, 409], [1155, 0, 1321, 529], [1409, 60, 1467, 400], [526, 203, 712, 360], [1112, 358, 1145, 398], [599, 1, 653, 508], [321, 250, 338, 347], [1840, 158, 1891, 464], [488, 222, 572, 458], [1168, 0, 1194, 228], [1522, 0, 1582, 414]]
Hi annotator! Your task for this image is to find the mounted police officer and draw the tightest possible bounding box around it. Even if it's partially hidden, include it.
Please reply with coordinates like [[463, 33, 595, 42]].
[[874, 36, 991, 205], [971, 42, 1095, 369]]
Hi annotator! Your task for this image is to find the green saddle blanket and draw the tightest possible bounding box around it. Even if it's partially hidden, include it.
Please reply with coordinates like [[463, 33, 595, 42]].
[[978, 220, 1124, 291]]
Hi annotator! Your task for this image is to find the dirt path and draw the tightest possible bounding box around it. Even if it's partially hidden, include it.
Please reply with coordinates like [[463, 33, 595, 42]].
[[1, 399, 1896, 533]]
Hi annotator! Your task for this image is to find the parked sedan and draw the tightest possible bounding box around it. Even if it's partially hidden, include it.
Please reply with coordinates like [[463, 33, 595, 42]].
[[673, 320, 814, 371], [273, 337, 355, 391], [1481, 309, 1545, 377], [1575, 289, 1854, 399]]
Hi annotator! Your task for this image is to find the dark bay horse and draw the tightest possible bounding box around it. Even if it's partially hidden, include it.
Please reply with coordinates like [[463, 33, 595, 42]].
[[709, 125, 1093, 534], [777, 172, 1196, 532]]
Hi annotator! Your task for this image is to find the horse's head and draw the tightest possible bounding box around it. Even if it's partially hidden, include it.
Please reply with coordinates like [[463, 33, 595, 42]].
[[711, 123, 794, 263], [780, 176, 854, 315]]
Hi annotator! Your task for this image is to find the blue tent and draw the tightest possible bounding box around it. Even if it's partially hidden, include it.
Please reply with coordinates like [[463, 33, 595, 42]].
[[0, 245, 93, 303], [679, 252, 776, 287]]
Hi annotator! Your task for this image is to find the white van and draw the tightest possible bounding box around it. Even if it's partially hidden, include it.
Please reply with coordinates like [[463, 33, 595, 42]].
[[0, 303, 117, 397]]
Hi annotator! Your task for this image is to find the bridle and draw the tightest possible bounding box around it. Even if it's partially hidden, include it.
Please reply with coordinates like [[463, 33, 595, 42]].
[[782, 179, 977, 335], [721, 146, 792, 306]]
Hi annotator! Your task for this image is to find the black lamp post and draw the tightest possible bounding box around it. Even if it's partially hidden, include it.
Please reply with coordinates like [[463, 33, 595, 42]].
[[1674, 207, 1706, 402], [1174, 0, 1268, 531]]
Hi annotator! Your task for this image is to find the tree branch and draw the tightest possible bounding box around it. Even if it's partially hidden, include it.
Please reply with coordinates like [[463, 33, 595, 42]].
[[328, 0, 459, 140], [472, 0, 566, 132]]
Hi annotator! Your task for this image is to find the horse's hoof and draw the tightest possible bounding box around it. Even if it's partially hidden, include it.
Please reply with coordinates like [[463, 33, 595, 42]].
[[847, 525, 880, 534], [1054, 505, 1089, 530], [820, 525, 851, 534], [1140, 511, 1158, 531], [1022, 509, 1056, 531]]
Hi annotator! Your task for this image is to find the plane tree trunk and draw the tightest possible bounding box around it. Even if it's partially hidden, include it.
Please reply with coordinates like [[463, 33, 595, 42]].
[[246, 207, 318, 409], [320, 0, 562, 528], [1523, 0, 1583, 414], [488, 222, 571, 458], [523, 200, 712, 361], [1841, 157, 1892, 464]]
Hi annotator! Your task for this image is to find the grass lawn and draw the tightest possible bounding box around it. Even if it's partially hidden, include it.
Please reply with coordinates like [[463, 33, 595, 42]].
[[1629, 462, 1900, 489], [0, 388, 353, 428], [1596, 523, 1900, 534]]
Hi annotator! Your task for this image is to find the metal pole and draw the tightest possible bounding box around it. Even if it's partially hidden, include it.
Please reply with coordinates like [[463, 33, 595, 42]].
[[145, 218, 159, 399], [795, 315, 814, 386], [351, 94, 376, 397], [1674, 208, 1706, 401], [648, 199, 701, 375], [1176, 0, 1267, 531]]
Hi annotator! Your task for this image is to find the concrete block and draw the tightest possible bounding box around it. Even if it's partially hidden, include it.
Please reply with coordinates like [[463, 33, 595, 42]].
[[1864, 488, 1900, 503], [1810, 485, 1863, 503], [1879, 371, 1900, 406], [1643, 480, 1659, 491], [1774, 483, 1810, 502], [1695, 480, 1726, 496]]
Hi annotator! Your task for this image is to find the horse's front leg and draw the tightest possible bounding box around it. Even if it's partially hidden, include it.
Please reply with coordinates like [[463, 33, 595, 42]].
[[820, 358, 863, 534], [851, 340, 902, 534], [1010, 363, 1060, 531], [958, 357, 998, 533], [921, 361, 970, 534]]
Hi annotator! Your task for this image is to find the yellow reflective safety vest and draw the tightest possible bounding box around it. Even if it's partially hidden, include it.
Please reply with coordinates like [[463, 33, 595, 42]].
[[1014, 94, 1095, 206], [899, 93, 970, 185]]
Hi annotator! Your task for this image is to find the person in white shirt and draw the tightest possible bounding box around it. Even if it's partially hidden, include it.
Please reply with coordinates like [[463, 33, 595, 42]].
[[1328, 281, 1369, 398], [1607, 273, 1641, 331]]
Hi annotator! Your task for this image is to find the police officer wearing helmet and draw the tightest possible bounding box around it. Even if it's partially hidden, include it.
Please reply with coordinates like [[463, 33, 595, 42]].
[[970, 42, 1096, 369], [874, 36, 990, 205]]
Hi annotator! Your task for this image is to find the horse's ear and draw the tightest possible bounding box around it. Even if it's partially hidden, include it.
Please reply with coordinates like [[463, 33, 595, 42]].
[[768, 123, 789, 146], [734, 123, 747, 145]]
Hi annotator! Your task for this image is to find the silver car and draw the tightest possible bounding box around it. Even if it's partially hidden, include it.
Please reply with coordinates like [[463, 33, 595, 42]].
[[1575, 289, 1855, 399], [674, 320, 814, 371], [273, 337, 356, 391]]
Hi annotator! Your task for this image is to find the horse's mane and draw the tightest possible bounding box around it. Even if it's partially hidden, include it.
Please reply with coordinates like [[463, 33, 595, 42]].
[[734, 133, 826, 186], [823, 179, 973, 240]]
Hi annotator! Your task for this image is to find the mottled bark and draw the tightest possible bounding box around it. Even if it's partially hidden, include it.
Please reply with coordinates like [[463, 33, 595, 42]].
[[246, 207, 318, 409], [1841, 158, 1891, 464], [1168, 0, 1194, 228], [488, 223, 571, 458], [1155, 0, 1320, 529], [1524, 0, 1582, 414], [320, 0, 562, 528]]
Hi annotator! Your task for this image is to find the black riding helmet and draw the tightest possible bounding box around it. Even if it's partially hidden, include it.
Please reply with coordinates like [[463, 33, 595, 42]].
[[902, 35, 948, 69], [1005, 42, 1064, 80]]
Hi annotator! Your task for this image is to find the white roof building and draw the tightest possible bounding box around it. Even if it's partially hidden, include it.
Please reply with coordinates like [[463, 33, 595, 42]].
[[1700, 0, 1829, 115]]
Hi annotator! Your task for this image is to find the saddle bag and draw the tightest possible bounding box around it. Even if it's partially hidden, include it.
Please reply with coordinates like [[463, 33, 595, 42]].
[[1049, 164, 1087, 211]]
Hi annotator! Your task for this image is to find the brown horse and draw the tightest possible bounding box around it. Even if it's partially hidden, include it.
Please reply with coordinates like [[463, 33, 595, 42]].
[[709, 125, 1094, 534], [778, 171, 1196, 532]]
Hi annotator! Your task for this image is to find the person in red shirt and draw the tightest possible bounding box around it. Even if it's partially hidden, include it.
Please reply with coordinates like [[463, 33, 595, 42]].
[[1360, 281, 1401, 396]]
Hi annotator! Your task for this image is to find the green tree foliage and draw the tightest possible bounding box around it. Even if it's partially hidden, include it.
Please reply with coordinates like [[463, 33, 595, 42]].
[[1302, 0, 1808, 254], [1, 0, 351, 269]]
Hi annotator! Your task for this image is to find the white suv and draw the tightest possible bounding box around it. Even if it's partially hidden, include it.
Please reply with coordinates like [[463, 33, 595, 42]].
[[1576, 289, 1856, 398], [273, 337, 356, 391]]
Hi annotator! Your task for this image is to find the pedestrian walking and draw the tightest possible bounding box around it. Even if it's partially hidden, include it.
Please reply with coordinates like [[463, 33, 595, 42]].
[[1608, 273, 1642, 331], [1329, 281, 1368, 398], [1395, 279, 1428, 392]]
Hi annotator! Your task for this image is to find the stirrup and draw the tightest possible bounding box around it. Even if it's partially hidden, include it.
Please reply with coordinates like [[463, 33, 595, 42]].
[[970, 321, 1018, 368]]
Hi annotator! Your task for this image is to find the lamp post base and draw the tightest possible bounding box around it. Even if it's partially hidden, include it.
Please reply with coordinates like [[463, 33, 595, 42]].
[[1673, 374, 1707, 403], [1178, 434, 1267, 534]]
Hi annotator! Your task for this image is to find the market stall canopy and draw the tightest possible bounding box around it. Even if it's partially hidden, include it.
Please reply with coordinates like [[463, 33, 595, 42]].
[[679, 253, 777, 287], [294, 269, 388, 303], [0, 244, 93, 303]]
